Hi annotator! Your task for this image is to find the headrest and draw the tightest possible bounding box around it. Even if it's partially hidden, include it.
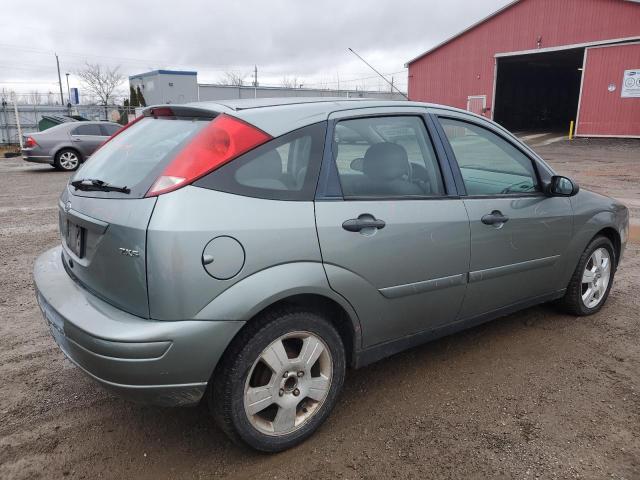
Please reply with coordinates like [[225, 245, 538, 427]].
[[363, 143, 410, 181]]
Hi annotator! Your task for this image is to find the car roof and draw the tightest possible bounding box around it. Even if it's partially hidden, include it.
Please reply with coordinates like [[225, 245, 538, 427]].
[[63, 120, 117, 128], [179, 97, 470, 137], [32, 121, 119, 136]]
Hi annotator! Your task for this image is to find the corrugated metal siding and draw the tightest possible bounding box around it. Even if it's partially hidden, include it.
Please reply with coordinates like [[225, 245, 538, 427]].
[[408, 0, 640, 112], [577, 43, 640, 136]]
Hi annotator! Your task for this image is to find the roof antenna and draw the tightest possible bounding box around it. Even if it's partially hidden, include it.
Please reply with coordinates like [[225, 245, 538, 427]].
[[347, 48, 408, 100]]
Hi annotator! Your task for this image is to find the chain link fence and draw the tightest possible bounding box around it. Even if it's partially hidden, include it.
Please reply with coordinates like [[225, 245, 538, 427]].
[[0, 104, 138, 146]]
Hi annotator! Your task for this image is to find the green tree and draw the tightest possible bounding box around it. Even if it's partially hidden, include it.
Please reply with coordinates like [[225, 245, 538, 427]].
[[118, 98, 130, 125], [136, 86, 146, 107], [129, 85, 139, 107]]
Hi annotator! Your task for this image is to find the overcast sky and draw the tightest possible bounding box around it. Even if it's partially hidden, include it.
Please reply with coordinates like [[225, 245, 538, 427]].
[[1, 0, 511, 98]]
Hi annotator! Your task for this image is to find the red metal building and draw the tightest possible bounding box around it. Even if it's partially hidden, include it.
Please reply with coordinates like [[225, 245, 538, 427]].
[[406, 0, 640, 137]]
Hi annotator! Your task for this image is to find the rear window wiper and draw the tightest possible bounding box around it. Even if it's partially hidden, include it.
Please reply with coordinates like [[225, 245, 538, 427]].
[[71, 178, 131, 194]]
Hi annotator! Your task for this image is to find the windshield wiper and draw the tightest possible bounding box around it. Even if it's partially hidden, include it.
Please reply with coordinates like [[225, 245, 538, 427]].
[[71, 178, 131, 194]]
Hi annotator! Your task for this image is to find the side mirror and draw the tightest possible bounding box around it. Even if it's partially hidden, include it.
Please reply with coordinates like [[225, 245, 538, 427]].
[[547, 175, 579, 197]]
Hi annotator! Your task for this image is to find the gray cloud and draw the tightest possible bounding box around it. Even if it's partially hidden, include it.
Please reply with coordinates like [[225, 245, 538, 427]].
[[1, 0, 510, 95]]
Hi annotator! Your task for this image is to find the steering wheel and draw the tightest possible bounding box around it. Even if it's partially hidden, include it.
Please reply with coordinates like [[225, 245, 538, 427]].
[[500, 181, 535, 194], [409, 162, 431, 194]]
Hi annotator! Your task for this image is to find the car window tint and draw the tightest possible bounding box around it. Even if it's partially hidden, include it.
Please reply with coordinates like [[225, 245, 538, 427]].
[[101, 124, 120, 136], [439, 118, 540, 196], [334, 116, 444, 198], [73, 117, 207, 198], [73, 124, 103, 136], [194, 122, 326, 201]]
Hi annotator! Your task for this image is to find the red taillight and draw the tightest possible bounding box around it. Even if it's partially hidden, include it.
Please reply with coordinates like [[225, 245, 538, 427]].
[[25, 136, 38, 148], [146, 114, 271, 197]]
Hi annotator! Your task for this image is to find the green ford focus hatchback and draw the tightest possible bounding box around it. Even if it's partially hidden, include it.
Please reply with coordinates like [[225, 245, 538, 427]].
[[34, 98, 628, 451]]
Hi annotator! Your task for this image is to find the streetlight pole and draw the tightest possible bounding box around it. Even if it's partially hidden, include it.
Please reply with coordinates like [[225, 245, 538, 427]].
[[65, 73, 71, 104], [55, 53, 64, 105]]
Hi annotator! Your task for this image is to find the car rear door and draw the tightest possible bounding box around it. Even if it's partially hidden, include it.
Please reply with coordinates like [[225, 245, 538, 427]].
[[314, 109, 470, 348], [70, 123, 107, 156], [433, 113, 573, 319]]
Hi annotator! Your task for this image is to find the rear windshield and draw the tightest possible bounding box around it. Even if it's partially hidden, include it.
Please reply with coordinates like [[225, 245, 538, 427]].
[[70, 117, 209, 198]]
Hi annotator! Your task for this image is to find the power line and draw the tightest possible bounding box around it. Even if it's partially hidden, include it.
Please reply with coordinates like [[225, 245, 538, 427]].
[[347, 48, 408, 99], [0, 43, 407, 85]]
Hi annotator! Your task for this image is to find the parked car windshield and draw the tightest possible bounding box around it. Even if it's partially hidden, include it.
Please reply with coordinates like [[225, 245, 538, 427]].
[[71, 117, 208, 198]]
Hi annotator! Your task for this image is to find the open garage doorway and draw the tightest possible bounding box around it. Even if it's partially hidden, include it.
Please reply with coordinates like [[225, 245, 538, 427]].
[[493, 48, 584, 132]]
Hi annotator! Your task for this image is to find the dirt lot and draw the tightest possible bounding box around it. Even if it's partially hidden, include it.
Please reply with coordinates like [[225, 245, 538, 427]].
[[1, 138, 639, 480]]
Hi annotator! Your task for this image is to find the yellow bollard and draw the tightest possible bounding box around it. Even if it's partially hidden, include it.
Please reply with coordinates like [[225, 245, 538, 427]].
[[569, 121, 574, 141]]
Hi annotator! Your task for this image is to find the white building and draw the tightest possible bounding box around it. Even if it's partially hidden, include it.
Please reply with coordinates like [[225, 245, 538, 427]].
[[129, 70, 406, 105], [128, 70, 198, 105]]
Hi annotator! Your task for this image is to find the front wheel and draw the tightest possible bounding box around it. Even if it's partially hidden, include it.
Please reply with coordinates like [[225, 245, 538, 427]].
[[559, 236, 616, 316], [210, 308, 345, 452]]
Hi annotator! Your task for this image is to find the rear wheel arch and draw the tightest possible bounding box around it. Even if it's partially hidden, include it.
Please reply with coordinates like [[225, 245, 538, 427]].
[[55, 146, 83, 161], [260, 294, 357, 366], [213, 293, 359, 377]]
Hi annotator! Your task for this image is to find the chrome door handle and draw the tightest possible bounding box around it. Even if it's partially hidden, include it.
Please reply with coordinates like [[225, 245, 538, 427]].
[[481, 210, 509, 226], [342, 216, 386, 233]]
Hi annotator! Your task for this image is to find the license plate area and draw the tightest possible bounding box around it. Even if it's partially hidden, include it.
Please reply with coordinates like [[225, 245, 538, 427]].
[[66, 220, 86, 258]]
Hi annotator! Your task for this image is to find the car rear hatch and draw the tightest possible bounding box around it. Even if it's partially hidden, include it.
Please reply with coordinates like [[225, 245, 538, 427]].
[[59, 106, 222, 318]]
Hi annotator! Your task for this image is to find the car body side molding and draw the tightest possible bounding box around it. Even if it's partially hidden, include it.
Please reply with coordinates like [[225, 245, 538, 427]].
[[379, 273, 467, 299], [377, 256, 559, 300], [468, 255, 561, 283]]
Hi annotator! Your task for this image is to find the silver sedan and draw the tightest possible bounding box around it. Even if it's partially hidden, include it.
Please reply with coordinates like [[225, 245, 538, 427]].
[[21, 121, 121, 171]]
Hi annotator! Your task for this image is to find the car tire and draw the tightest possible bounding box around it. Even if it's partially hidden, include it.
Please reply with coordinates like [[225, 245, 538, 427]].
[[559, 235, 616, 316], [54, 148, 82, 171], [209, 307, 346, 452]]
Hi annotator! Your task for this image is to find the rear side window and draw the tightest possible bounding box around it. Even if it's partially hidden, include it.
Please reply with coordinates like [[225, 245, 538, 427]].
[[72, 124, 103, 136], [72, 117, 208, 198], [195, 122, 326, 201], [101, 124, 120, 136]]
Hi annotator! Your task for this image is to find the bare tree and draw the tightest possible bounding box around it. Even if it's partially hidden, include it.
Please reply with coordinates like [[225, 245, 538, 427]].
[[76, 62, 123, 106], [218, 71, 247, 86], [316, 76, 330, 91], [28, 90, 42, 105], [281, 76, 303, 89]]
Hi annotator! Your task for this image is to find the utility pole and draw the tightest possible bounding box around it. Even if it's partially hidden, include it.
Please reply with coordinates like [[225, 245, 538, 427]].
[[55, 54, 64, 105], [13, 100, 23, 149], [253, 65, 258, 99], [390, 76, 394, 94], [1, 96, 7, 144]]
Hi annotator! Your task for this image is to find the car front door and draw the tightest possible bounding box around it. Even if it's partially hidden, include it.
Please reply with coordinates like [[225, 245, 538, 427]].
[[435, 115, 573, 319], [315, 111, 470, 348], [70, 123, 107, 156]]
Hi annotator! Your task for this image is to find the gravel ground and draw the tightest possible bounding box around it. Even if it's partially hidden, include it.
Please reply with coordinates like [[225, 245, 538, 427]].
[[1, 138, 639, 479]]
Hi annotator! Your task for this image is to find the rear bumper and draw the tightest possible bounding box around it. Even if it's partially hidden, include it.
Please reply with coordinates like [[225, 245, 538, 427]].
[[34, 246, 244, 406], [22, 149, 52, 164]]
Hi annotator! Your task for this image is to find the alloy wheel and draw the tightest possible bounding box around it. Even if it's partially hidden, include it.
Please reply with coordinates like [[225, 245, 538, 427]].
[[59, 151, 79, 170], [244, 331, 332, 436], [581, 247, 611, 309]]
